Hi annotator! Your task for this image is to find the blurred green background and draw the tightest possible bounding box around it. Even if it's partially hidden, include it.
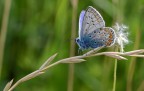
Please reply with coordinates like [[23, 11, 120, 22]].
[[0, 0, 144, 91]]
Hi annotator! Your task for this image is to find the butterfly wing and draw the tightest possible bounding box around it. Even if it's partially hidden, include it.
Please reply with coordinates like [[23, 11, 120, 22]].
[[88, 27, 116, 48], [102, 27, 116, 47], [81, 6, 105, 39], [77, 6, 115, 50], [79, 10, 86, 37]]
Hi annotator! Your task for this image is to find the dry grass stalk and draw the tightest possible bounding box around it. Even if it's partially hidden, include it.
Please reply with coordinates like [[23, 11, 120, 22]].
[[39, 53, 58, 70], [3, 79, 13, 91], [8, 71, 44, 91], [0, 0, 12, 79], [3, 48, 144, 91]]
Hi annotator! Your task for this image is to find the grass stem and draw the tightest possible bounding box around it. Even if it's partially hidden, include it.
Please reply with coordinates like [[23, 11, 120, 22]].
[[0, 0, 12, 79], [112, 58, 117, 91]]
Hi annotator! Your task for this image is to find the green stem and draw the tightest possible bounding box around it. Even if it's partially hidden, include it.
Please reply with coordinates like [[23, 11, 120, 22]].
[[112, 47, 118, 91], [0, 0, 12, 79], [112, 58, 117, 91], [67, 0, 78, 91]]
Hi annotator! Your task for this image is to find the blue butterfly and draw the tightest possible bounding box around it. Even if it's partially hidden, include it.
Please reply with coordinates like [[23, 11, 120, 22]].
[[76, 6, 116, 51]]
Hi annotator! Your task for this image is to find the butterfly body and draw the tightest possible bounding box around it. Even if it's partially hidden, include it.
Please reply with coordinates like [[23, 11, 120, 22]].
[[76, 6, 116, 50]]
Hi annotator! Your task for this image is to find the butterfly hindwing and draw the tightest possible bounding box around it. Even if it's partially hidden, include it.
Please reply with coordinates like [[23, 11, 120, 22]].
[[87, 27, 115, 48], [102, 27, 115, 46]]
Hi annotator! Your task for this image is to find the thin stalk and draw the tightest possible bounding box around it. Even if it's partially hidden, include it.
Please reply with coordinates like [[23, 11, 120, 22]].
[[112, 58, 117, 91], [67, 64, 74, 91], [4, 49, 144, 91], [112, 0, 123, 89], [112, 47, 118, 91], [67, 0, 78, 91], [0, 0, 12, 79]]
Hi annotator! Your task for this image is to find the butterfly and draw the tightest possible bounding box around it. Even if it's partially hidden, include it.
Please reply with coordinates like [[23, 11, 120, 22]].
[[76, 6, 116, 51]]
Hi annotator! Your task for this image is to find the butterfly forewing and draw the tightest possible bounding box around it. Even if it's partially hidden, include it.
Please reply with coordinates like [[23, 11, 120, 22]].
[[79, 10, 85, 37], [82, 6, 105, 37]]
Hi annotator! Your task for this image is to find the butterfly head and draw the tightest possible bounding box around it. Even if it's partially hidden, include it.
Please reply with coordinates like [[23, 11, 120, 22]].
[[75, 37, 87, 50]]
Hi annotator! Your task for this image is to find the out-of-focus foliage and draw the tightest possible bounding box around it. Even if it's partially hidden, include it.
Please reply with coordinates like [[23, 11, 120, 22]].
[[0, 0, 144, 91]]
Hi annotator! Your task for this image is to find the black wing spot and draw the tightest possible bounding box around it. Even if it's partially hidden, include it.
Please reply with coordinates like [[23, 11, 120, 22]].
[[94, 31, 96, 33]]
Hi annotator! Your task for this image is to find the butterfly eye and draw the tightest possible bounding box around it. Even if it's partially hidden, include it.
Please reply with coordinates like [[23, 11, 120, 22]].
[[89, 35, 91, 38], [75, 38, 80, 43], [94, 31, 96, 33]]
